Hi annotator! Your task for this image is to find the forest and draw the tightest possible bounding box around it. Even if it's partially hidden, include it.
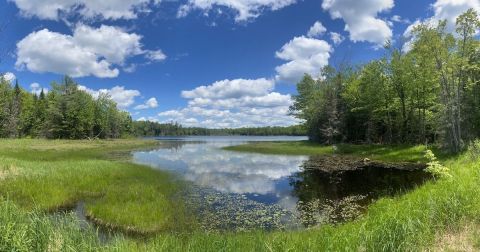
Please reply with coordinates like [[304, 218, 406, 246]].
[[133, 121, 306, 136], [0, 76, 304, 139], [0, 76, 134, 139], [290, 9, 480, 153]]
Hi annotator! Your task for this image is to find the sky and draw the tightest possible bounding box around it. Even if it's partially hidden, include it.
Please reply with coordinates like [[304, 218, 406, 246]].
[[0, 0, 479, 128]]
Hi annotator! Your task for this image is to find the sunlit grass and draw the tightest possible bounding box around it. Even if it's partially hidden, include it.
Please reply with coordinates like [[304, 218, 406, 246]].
[[0, 139, 479, 251], [0, 139, 195, 235], [223, 141, 429, 162], [110, 154, 480, 251]]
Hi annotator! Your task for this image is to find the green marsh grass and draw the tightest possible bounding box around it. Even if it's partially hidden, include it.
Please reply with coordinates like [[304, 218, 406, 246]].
[[0, 139, 196, 235], [223, 141, 429, 162], [0, 139, 479, 251]]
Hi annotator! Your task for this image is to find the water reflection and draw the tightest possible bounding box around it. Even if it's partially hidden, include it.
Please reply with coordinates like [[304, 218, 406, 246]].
[[290, 163, 431, 225], [134, 140, 307, 197], [132, 137, 429, 231]]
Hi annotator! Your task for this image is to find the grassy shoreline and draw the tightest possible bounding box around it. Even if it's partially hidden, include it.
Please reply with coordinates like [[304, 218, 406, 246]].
[[0, 139, 196, 237], [223, 141, 430, 163], [0, 139, 479, 251]]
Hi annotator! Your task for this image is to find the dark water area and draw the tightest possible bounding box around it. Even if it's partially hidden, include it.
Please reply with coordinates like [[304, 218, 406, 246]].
[[133, 136, 430, 231]]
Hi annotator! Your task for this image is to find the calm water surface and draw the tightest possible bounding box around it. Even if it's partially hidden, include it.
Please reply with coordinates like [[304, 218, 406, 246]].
[[132, 136, 429, 231]]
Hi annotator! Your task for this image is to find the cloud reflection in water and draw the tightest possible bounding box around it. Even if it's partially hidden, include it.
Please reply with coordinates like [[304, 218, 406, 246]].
[[133, 141, 308, 197]]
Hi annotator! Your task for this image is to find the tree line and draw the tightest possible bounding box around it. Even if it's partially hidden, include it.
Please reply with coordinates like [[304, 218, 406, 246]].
[[290, 9, 480, 152], [134, 121, 306, 136], [0, 76, 134, 139], [0, 76, 305, 139]]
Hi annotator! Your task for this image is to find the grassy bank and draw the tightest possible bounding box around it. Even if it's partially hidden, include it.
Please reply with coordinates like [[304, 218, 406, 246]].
[[0, 139, 195, 236], [223, 141, 429, 163], [1, 139, 479, 251]]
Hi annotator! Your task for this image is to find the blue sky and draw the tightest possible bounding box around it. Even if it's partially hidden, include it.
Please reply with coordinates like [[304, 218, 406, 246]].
[[0, 0, 478, 128]]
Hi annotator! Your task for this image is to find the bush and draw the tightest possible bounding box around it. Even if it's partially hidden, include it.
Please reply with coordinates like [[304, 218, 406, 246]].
[[424, 150, 452, 179]]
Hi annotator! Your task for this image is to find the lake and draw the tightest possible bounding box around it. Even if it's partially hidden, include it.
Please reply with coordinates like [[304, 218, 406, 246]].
[[132, 136, 429, 231]]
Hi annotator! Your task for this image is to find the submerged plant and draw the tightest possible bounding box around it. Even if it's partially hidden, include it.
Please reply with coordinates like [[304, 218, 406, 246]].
[[297, 195, 367, 227], [424, 150, 451, 179]]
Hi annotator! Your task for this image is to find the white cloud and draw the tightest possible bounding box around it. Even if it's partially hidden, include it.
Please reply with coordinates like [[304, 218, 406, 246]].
[[322, 0, 394, 46], [1, 72, 16, 82], [157, 78, 299, 128], [145, 50, 167, 62], [391, 15, 410, 24], [307, 21, 327, 38], [275, 36, 332, 83], [9, 0, 162, 20], [187, 92, 292, 109], [134, 97, 159, 110], [402, 0, 479, 52], [78, 85, 141, 109], [177, 0, 297, 22], [30, 82, 49, 95], [15, 24, 166, 78], [182, 78, 274, 99], [431, 0, 480, 32], [158, 110, 184, 118], [72, 24, 144, 65], [329, 32, 344, 45]]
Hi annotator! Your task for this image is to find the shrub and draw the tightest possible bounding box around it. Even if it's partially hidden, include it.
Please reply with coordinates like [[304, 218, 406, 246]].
[[424, 150, 451, 179]]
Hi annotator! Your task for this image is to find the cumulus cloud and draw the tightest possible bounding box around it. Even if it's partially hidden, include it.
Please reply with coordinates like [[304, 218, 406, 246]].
[[430, 0, 480, 31], [181, 78, 274, 99], [30, 82, 49, 95], [134, 97, 159, 110], [322, 0, 394, 46], [78, 85, 141, 109], [391, 15, 410, 24], [275, 36, 332, 83], [145, 50, 167, 62], [9, 0, 162, 20], [307, 21, 327, 38], [177, 0, 297, 22], [15, 24, 166, 78], [156, 78, 299, 128], [329, 32, 345, 45], [402, 0, 479, 52], [406, 0, 480, 35], [1, 72, 16, 82]]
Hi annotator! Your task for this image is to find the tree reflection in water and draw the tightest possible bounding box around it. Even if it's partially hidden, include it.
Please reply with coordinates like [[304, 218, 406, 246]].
[[290, 157, 431, 226]]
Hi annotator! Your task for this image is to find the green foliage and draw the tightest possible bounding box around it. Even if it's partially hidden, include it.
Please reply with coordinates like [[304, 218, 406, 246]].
[[0, 76, 133, 139], [133, 121, 306, 136], [291, 9, 480, 153], [425, 149, 452, 179], [290, 66, 350, 143]]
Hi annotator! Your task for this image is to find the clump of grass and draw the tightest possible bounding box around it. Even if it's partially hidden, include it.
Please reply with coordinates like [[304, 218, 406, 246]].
[[0, 139, 196, 236], [223, 141, 428, 163], [0, 199, 101, 251], [223, 141, 335, 156], [467, 139, 480, 161]]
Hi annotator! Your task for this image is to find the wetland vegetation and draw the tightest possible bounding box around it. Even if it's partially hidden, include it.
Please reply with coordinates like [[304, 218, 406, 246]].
[[0, 8, 479, 252], [0, 138, 479, 251]]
